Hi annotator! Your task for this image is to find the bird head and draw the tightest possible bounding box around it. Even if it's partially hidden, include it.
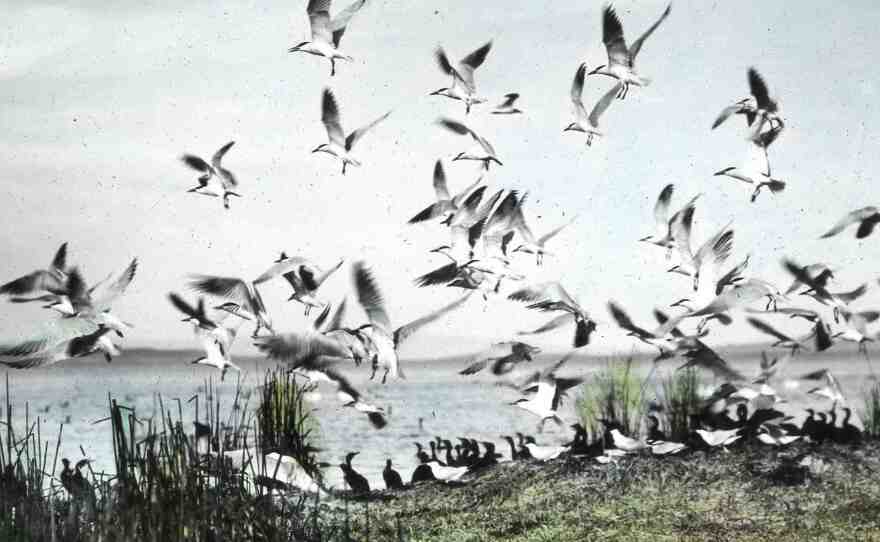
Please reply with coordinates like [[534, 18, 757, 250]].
[[186, 185, 202, 193], [274, 251, 289, 263], [288, 41, 309, 53], [563, 122, 585, 133], [429, 87, 450, 96], [311, 144, 329, 154]]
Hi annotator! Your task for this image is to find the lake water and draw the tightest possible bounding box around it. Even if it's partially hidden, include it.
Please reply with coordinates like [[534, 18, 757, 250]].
[[1, 346, 876, 490]]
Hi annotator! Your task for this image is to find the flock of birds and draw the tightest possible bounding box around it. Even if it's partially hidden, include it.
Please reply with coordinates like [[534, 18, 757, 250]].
[[1, 0, 878, 495]]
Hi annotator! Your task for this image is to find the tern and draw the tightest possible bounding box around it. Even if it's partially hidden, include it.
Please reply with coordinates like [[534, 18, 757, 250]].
[[407, 160, 482, 225], [565, 62, 622, 146], [521, 437, 569, 462], [0, 321, 119, 368], [431, 40, 493, 114], [669, 222, 734, 295], [188, 275, 274, 337], [638, 185, 701, 255], [783, 263, 834, 295], [696, 428, 742, 448], [782, 259, 866, 321], [352, 262, 473, 382], [588, 3, 672, 99], [713, 142, 785, 202], [313, 89, 391, 174], [0, 242, 69, 298], [511, 353, 583, 427], [459, 341, 540, 376], [834, 309, 879, 352], [799, 369, 846, 404], [508, 281, 598, 348], [181, 141, 241, 209], [491, 93, 523, 115], [437, 118, 502, 170], [607, 301, 695, 361], [253, 255, 344, 315], [288, 0, 366, 76], [511, 206, 577, 265], [678, 341, 747, 382], [820, 207, 880, 239], [712, 68, 783, 136]]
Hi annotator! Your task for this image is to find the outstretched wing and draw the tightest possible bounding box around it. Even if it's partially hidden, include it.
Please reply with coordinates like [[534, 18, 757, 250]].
[[345, 111, 391, 151], [629, 3, 672, 61], [321, 89, 346, 147], [352, 262, 392, 331], [394, 291, 472, 346], [91, 258, 138, 311]]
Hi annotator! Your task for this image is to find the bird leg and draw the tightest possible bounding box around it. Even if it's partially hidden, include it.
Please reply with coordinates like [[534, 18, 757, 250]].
[[342, 162, 347, 175], [382, 368, 389, 385], [330, 58, 336, 77]]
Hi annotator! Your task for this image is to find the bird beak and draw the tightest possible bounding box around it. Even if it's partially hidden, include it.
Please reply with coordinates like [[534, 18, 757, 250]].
[[186, 186, 200, 193]]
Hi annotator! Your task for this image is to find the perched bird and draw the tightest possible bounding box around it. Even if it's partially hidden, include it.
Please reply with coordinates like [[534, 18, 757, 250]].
[[695, 428, 742, 448], [491, 93, 523, 115], [253, 254, 344, 315], [0, 242, 69, 298], [339, 452, 370, 493], [588, 3, 672, 99], [181, 141, 241, 209], [520, 436, 569, 462], [288, 0, 367, 76], [313, 89, 391, 175], [383, 459, 404, 490], [509, 281, 598, 348], [437, 118, 502, 170], [352, 262, 472, 382], [820, 207, 880, 239], [564, 62, 622, 146], [431, 40, 493, 114]]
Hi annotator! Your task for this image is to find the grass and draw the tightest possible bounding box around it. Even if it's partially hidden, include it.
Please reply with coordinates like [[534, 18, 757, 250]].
[[576, 356, 645, 437], [658, 367, 702, 441], [862, 381, 880, 437]]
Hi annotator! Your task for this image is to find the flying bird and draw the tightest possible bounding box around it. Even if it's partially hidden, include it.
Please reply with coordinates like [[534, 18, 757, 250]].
[[491, 93, 523, 115], [565, 63, 622, 146], [407, 160, 482, 225], [459, 341, 540, 376], [253, 254, 344, 315], [820, 207, 880, 239], [188, 275, 274, 337], [509, 282, 598, 348], [352, 262, 473, 382], [431, 40, 493, 114], [712, 68, 783, 135], [288, 0, 367, 76], [0, 242, 69, 298], [181, 141, 241, 209], [0, 321, 119, 369], [588, 3, 672, 99], [313, 89, 391, 174], [511, 353, 583, 428], [437, 118, 502, 170]]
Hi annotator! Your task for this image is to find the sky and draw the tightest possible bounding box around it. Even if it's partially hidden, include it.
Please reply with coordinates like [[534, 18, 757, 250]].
[[1, 0, 878, 359]]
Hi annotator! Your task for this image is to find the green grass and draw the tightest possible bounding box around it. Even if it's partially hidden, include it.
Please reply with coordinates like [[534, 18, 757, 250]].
[[576, 356, 645, 437], [658, 367, 701, 441], [862, 381, 880, 437]]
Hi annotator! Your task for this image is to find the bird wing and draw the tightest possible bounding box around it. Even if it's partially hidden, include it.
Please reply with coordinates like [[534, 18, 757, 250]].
[[345, 110, 391, 151], [588, 83, 622, 128], [716, 254, 750, 295], [211, 141, 235, 170], [91, 258, 137, 311], [255, 332, 352, 365], [747, 67, 777, 112], [456, 40, 493, 92], [628, 3, 672, 61], [0, 271, 65, 296], [51, 242, 68, 272], [681, 341, 746, 381], [607, 301, 653, 339], [518, 313, 576, 336], [507, 281, 564, 304], [689, 279, 776, 317], [537, 215, 577, 246], [499, 93, 519, 107], [746, 317, 794, 344], [450, 175, 483, 209], [0, 318, 100, 359], [712, 103, 749, 130], [670, 204, 696, 263], [394, 291, 472, 346], [570, 63, 588, 120], [168, 292, 212, 324], [820, 207, 879, 239], [180, 154, 212, 172], [307, 0, 333, 44], [329, 0, 366, 47], [189, 275, 252, 308], [652, 184, 674, 238], [414, 262, 461, 288], [552, 376, 584, 411], [432, 160, 451, 201], [601, 6, 630, 66], [253, 257, 309, 284], [459, 358, 489, 375], [321, 89, 346, 147], [352, 262, 392, 332], [782, 259, 832, 300]]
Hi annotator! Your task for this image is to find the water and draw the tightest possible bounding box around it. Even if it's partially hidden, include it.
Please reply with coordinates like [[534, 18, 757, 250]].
[[1, 347, 876, 490]]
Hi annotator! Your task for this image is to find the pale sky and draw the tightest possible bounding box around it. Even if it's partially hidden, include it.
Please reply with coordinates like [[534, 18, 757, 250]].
[[1, 0, 878, 358]]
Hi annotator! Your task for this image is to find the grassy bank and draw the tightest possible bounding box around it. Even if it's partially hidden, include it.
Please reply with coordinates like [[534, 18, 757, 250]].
[[341, 440, 880, 542]]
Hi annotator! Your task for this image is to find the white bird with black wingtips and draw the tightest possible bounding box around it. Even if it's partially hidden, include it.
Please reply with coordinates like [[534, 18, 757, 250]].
[[313, 89, 391, 175], [565, 62, 622, 146], [431, 40, 493, 114], [288, 0, 366, 76], [437, 118, 502, 170], [587, 3, 672, 99], [181, 141, 241, 209], [253, 254, 344, 315]]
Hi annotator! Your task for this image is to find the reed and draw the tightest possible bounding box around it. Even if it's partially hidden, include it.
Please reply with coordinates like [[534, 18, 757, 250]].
[[575, 356, 645, 439], [658, 367, 701, 441], [862, 381, 880, 437]]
